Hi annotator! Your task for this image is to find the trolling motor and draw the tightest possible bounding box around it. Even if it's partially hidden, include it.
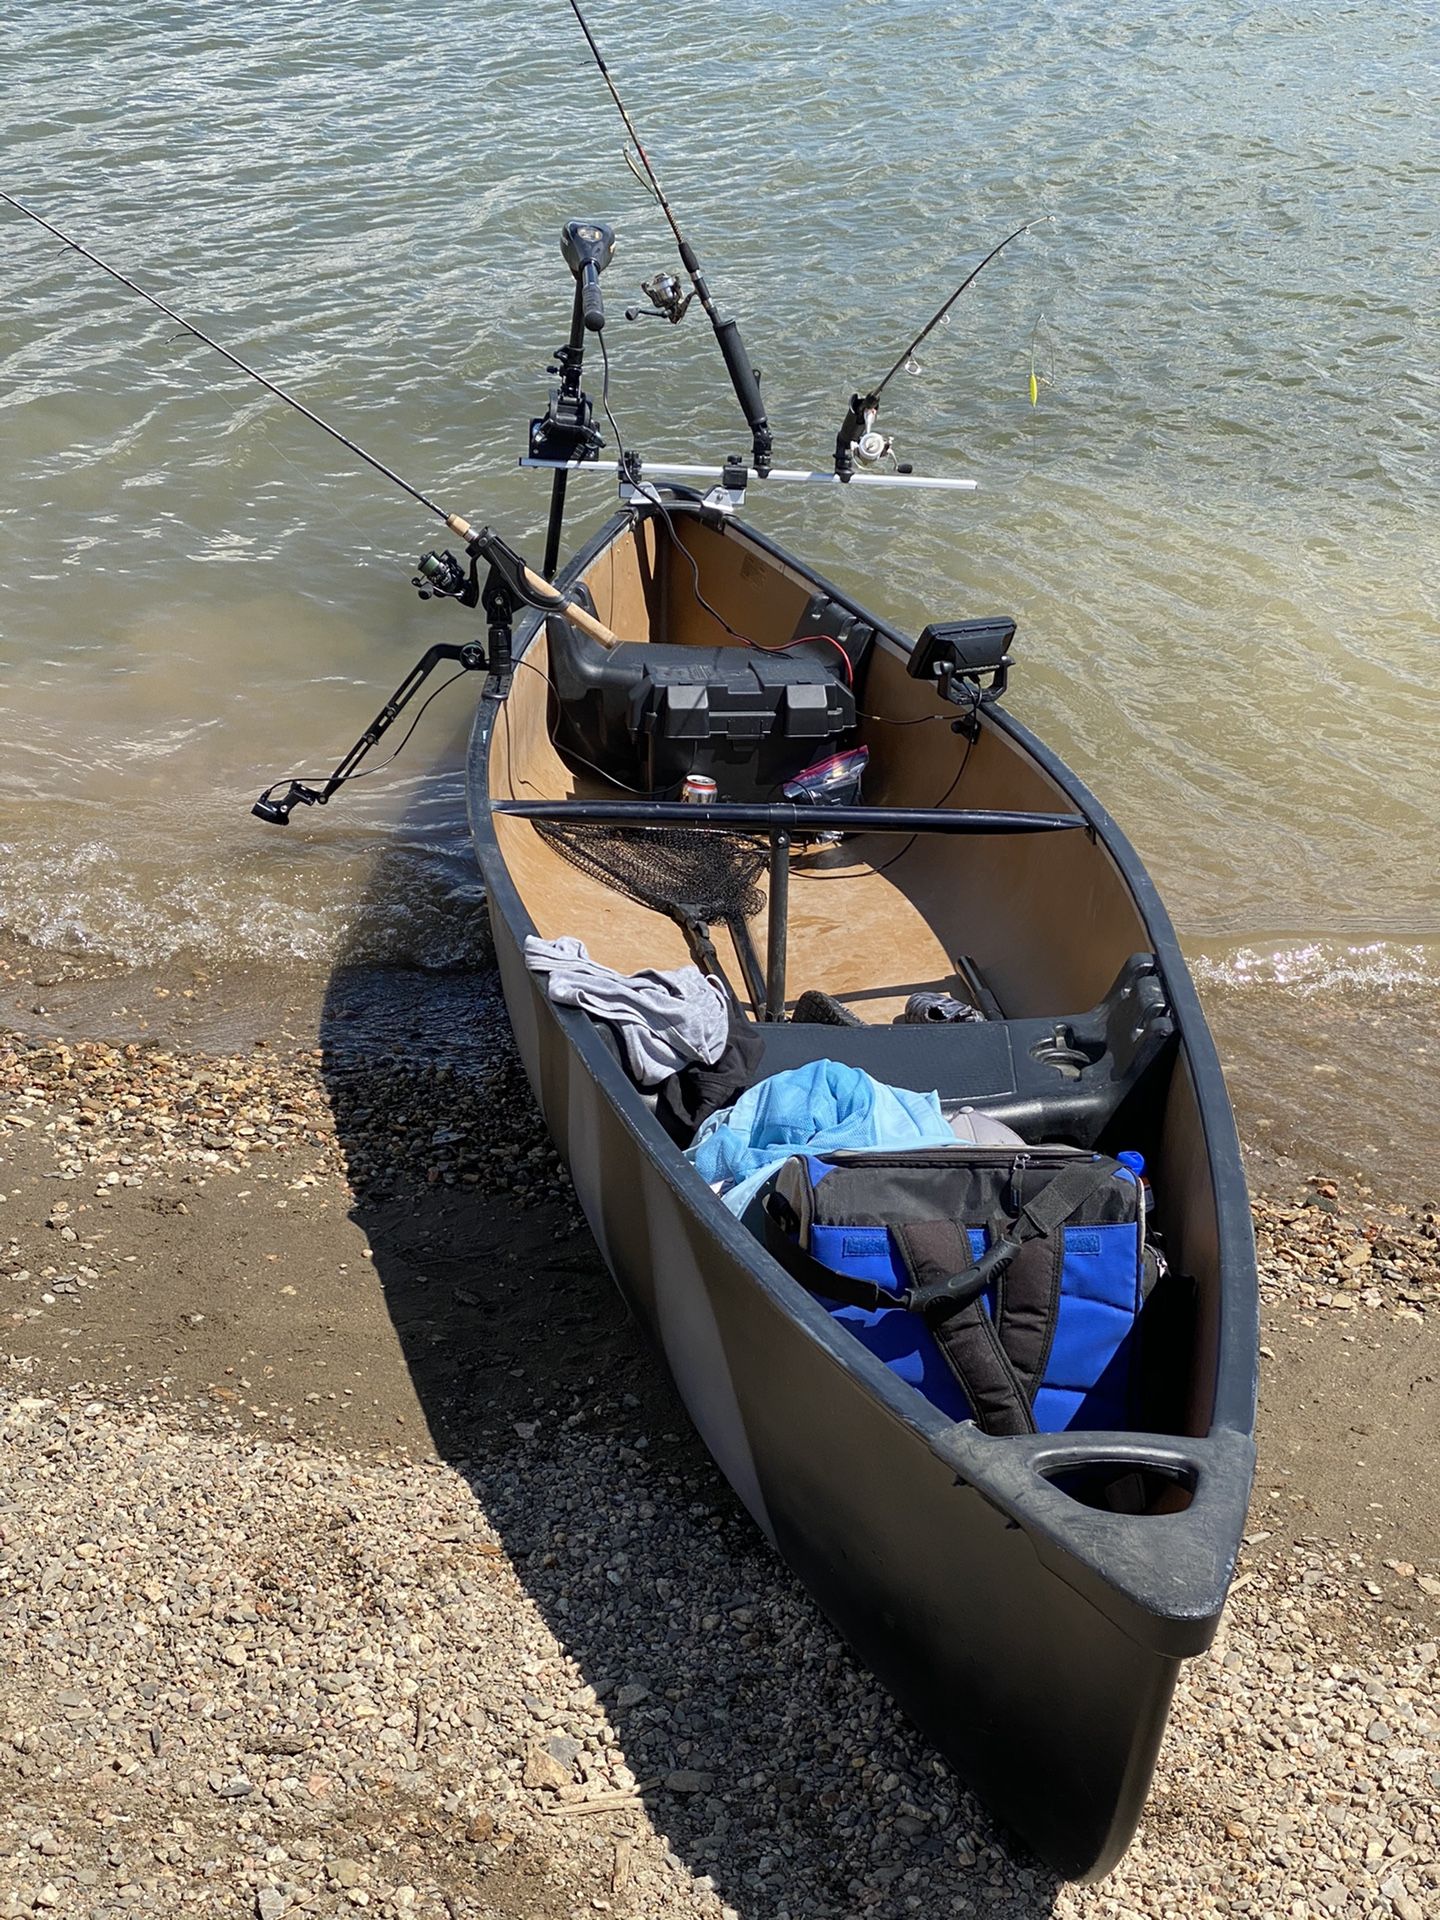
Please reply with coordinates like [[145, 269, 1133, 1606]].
[[531, 219, 616, 579], [561, 218, 614, 334], [530, 219, 614, 467], [252, 525, 620, 825]]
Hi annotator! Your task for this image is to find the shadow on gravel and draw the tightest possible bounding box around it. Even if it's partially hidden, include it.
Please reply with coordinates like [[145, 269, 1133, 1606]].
[[320, 823, 1062, 1919]]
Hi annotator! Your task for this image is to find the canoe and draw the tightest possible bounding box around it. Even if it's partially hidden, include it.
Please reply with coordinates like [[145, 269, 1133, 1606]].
[[466, 499, 1258, 1879], [4, 153, 1256, 1882]]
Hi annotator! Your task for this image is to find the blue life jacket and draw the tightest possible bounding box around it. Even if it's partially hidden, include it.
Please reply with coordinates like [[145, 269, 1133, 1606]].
[[764, 1146, 1152, 1436]]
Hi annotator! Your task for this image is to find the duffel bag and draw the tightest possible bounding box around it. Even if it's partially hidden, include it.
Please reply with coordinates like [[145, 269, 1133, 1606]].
[[763, 1144, 1156, 1436]]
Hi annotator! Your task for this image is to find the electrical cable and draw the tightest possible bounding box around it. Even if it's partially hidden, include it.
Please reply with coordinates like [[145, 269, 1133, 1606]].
[[260, 667, 471, 798], [510, 654, 651, 796], [793, 724, 977, 884], [596, 333, 852, 684]]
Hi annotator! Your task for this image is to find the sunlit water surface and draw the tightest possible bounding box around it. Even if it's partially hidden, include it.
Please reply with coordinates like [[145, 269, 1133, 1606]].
[[2, 1, 1436, 1187]]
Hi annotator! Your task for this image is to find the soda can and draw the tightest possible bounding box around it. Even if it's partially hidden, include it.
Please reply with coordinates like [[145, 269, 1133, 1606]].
[[680, 774, 718, 804]]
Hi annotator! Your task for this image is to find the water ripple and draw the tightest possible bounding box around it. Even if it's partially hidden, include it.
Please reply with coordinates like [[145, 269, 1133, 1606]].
[[1, 0, 1435, 1005]]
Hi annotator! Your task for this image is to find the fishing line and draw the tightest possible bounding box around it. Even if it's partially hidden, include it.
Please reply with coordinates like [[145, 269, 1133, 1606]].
[[595, 332, 853, 682], [871, 217, 1053, 401], [259, 667, 472, 799], [563, 0, 773, 471], [0, 188, 454, 528]]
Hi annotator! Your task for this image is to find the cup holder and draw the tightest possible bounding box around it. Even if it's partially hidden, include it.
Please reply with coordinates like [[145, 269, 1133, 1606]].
[[1029, 1022, 1105, 1080]]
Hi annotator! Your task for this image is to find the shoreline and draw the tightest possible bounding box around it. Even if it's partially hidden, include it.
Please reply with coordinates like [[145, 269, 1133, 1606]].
[[4, 925, 1433, 1214]]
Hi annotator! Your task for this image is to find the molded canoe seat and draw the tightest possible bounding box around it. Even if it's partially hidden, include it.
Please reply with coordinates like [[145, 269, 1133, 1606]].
[[754, 955, 1175, 1149]]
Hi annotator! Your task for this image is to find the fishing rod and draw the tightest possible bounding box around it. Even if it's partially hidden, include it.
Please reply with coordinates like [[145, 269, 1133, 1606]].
[[834, 215, 1051, 478], [0, 189, 462, 525], [563, 0, 774, 475], [1, 188, 626, 822], [0, 191, 618, 622]]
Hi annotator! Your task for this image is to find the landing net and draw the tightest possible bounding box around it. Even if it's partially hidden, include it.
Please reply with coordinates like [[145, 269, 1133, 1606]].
[[533, 820, 765, 927]]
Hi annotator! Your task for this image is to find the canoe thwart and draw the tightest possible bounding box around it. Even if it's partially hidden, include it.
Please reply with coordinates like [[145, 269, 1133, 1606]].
[[491, 800, 1088, 835]]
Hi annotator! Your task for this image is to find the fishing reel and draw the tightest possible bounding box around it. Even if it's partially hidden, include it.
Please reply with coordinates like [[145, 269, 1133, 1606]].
[[412, 549, 474, 602], [626, 271, 693, 324], [834, 391, 912, 481]]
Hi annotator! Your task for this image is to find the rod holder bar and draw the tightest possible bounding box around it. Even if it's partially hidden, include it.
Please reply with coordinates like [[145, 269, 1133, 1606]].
[[519, 457, 979, 494]]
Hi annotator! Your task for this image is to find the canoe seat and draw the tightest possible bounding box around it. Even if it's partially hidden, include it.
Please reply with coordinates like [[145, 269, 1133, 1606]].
[[748, 955, 1175, 1150], [572, 956, 1173, 1152]]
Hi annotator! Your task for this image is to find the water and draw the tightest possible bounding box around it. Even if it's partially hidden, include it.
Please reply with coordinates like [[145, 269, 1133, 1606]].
[[2, 1, 1437, 1187]]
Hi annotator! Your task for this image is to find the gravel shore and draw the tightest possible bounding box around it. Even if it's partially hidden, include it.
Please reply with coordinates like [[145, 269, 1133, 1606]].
[[2, 980, 1437, 1918]]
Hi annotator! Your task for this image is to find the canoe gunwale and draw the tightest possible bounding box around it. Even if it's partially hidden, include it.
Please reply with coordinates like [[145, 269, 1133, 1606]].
[[465, 503, 1258, 1655]]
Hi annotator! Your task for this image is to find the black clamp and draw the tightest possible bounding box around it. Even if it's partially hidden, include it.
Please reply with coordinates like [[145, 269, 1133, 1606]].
[[529, 339, 605, 464]]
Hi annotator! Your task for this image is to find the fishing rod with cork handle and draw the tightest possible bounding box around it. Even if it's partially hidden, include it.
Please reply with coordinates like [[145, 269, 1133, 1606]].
[[563, 0, 774, 476], [0, 188, 623, 822]]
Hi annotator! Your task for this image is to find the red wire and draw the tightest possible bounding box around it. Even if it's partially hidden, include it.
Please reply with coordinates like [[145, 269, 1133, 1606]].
[[744, 633, 855, 685]]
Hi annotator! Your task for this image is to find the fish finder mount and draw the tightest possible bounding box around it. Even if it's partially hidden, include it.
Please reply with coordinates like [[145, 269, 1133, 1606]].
[[251, 527, 577, 824], [907, 618, 1016, 735]]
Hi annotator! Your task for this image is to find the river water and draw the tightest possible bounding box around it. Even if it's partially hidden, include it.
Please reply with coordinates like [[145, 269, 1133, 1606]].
[[2, 1, 1437, 1190]]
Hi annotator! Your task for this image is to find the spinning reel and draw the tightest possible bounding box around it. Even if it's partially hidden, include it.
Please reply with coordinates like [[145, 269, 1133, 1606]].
[[834, 391, 913, 482], [626, 270, 694, 324], [412, 548, 471, 602]]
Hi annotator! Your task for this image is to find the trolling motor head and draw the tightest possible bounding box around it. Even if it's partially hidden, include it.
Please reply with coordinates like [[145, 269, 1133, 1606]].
[[560, 219, 615, 332]]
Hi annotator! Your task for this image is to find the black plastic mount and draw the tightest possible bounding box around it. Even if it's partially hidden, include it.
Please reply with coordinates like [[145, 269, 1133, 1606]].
[[834, 390, 879, 481], [529, 340, 604, 465], [251, 639, 489, 826], [907, 617, 1016, 722]]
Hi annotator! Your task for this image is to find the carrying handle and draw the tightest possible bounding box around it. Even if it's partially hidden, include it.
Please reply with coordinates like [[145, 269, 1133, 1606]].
[[905, 1236, 1018, 1316]]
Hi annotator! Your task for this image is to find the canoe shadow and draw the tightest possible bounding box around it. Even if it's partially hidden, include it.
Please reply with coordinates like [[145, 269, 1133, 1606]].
[[319, 819, 1064, 1918]]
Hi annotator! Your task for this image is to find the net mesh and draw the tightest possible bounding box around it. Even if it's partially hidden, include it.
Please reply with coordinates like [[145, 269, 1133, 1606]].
[[534, 821, 766, 926]]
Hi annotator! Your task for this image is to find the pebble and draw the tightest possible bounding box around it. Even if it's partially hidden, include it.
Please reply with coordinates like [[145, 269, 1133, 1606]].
[[1252, 1180, 1440, 1320], [0, 1017, 573, 1208], [0, 1366, 1433, 1917]]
